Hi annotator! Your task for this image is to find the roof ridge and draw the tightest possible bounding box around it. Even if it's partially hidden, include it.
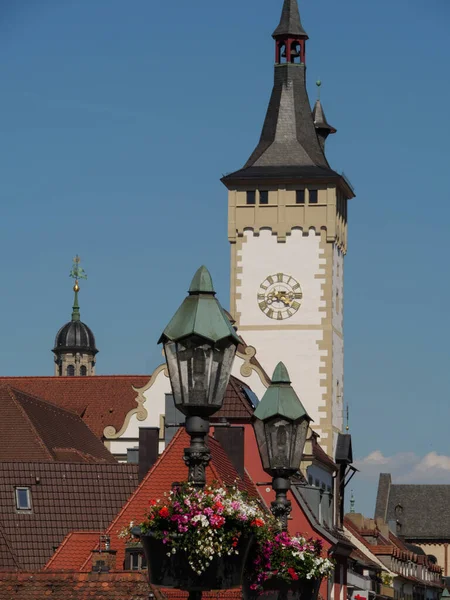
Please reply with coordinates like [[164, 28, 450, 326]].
[[4, 386, 54, 461], [44, 531, 75, 570], [105, 427, 186, 537], [7, 385, 81, 418]]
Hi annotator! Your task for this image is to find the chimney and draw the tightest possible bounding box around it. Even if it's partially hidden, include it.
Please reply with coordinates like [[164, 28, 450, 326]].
[[91, 537, 117, 572], [214, 426, 245, 479], [375, 473, 392, 521], [91, 549, 117, 572], [139, 427, 159, 482]]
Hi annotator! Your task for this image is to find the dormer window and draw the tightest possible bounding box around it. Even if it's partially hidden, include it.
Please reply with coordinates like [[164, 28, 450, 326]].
[[15, 487, 31, 511], [259, 191, 268, 205], [246, 191, 256, 205]]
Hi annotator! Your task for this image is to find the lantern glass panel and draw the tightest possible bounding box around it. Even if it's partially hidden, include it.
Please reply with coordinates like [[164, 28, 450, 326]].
[[291, 418, 309, 467], [268, 417, 293, 470], [253, 418, 270, 471], [164, 336, 236, 416]]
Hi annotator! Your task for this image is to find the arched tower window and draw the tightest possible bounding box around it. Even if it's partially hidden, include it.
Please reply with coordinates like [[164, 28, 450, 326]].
[[67, 364, 75, 377], [290, 42, 301, 64], [80, 365, 87, 376]]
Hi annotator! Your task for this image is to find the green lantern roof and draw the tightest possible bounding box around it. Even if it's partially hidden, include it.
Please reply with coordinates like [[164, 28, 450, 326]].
[[441, 590, 450, 599], [159, 266, 241, 345], [253, 362, 311, 423]]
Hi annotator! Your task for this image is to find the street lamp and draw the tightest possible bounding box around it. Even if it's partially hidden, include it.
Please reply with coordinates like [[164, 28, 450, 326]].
[[159, 266, 240, 488], [253, 362, 311, 530]]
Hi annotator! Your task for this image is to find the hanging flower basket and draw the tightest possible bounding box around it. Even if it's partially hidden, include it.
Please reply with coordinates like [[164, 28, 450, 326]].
[[243, 531, 333, 598], [142, 532, 253, 590], [127, 483, 267, 591]]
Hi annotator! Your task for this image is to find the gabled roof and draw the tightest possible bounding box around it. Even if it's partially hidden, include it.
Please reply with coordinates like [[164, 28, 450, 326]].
[[344, 515, 442, 575], [64, 428, 260, 573], [0, 376, 150, 438], [0, 462, 138, 571], [375, 473, 450, 540], [380, 480, 450, 539], [44, 532, 102, 571], [0, 373, 259, 442], [0, 386, 116, 463]]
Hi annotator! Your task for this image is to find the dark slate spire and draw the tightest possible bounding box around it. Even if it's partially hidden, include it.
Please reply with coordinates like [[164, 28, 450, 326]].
[[220, 0, 357, 195], [241, 63, 329, 171], [312, 96, 336, 152], [272, 0, 308, 39], [222, 0, 343, 187]]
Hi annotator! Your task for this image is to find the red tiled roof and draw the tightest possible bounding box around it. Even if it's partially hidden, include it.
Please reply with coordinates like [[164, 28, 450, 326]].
[[349, 548, 381, 570], [78, 427, 260, 572], [0, 374, 258, 442], [0, 376, 150, 438], [0, 571, 242, 600], [0, 572, 151, 599], [0, 386, 116, 463], [44, 532, 101, 572], [213, 376, 255, 422], [0, 462, 138, 571]]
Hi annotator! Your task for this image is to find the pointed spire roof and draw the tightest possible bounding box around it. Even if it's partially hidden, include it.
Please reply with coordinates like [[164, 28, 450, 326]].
[[273, 0, 308, 39], [313, 99, 337, 135], [221, 1, 354, 199]]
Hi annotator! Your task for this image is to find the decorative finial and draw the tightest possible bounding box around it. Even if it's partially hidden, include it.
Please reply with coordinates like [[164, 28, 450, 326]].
[[69, 255, 87, 322], [69, 255, 87, 290], [345, 403, 350, 431], [350, 490, 355, 513], [316, 79, 322, 100]]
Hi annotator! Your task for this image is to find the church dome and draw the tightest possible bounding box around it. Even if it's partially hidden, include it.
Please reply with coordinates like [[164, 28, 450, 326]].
[[53, 320, 98, 355]]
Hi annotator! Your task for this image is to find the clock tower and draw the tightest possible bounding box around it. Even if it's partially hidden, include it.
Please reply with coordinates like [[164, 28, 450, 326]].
[[221, 0, 355, 457]]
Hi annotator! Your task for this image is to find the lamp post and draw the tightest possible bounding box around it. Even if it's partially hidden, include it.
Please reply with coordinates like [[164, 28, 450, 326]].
[[252, 362, 311, 531], [159, 265, 240, 488]]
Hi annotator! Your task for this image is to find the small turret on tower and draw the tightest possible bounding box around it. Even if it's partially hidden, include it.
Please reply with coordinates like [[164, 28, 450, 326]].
[[313, 81, 337, 151], [53, 256, 98, 377]]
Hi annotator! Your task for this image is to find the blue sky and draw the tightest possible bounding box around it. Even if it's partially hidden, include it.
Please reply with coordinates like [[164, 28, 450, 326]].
[[0, 0, 449, 515]]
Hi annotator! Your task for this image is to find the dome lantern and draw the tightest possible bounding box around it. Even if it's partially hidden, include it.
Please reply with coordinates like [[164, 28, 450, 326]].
[[52, 256, 98, 377]]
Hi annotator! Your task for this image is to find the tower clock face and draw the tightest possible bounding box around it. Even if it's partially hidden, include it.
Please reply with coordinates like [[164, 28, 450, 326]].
[[257, 273, 303, 320]]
